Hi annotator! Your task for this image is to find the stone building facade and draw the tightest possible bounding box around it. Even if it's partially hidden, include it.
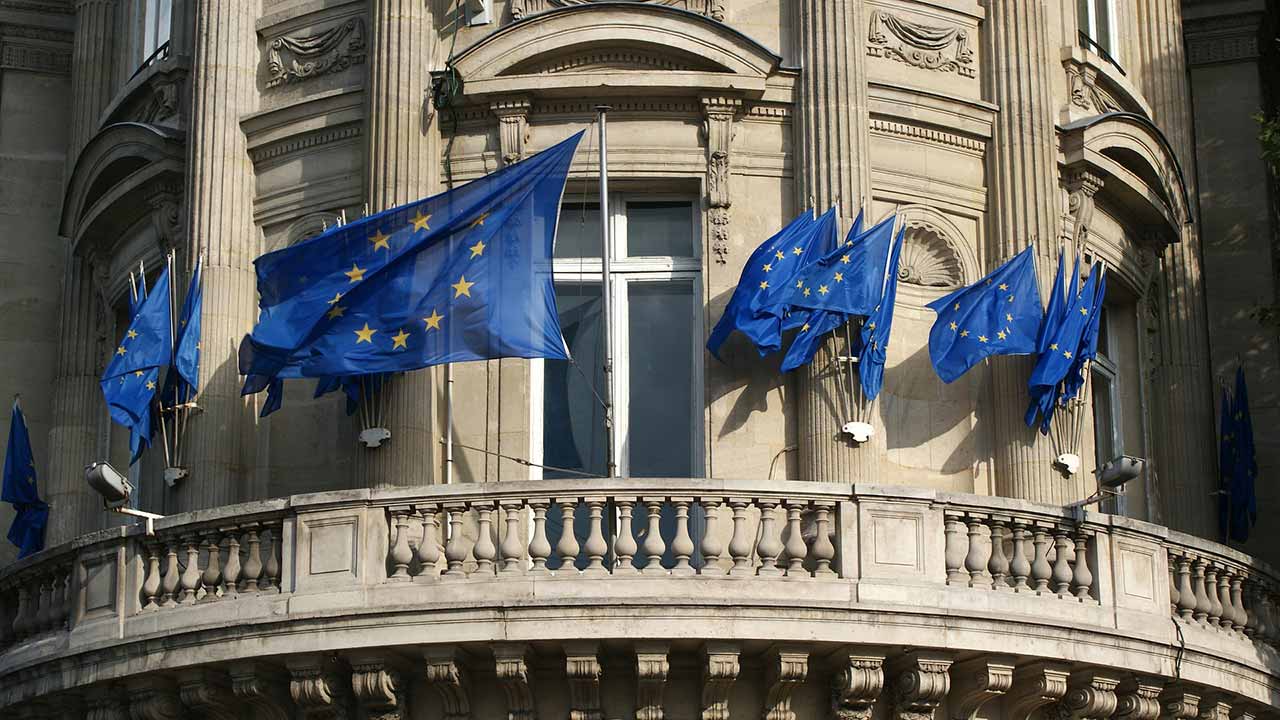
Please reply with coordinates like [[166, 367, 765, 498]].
[[1, 0, 1279, 717]]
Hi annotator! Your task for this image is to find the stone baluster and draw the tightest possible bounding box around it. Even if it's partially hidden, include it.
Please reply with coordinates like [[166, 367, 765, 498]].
[[727, 500, 754, 576], [1259, 584, 1277, 645], [161, 535, 182, 607], [944, 512, 967, 585], [965, 514, 992, 588], [1031, 525, 1053, 593], [700, 499, 725, 574], [474, 503, 497, 575], [988, 517, 1010, 590], [641, 499, 666, 574], [671, 498, 696, 576], [222, 528, 242, 599], [444, 505, 468, 577], [389, 508, 413, 581], [11, 583, 29, 639], [756, 500, 785, 577], [1050, 528, 1073, 597], [1009, 520, 1031, 592], [200, 530, 222, 602], [49, 569, 67, 631], [614, 498, 638, 573], [1218, 568, 1237, 630], [34, 574, 52, 632], [179, 534, 202, 605], [1229, 571, 1246, 633], [499, 501, 525, 574], [1168, 552, 1179, 616], [1204, 563, 1223, 626], [1242, 578, 1260, 637], [528, 500, 552, 574], [416, 504, 443, 577], [141, 541, 163, 611], [1175, 554, 1196, 620], [583, 498, 610, 575], [1071, 530, 1093, 600], [242, 525, 264, 592], [782, 501, 808, 578], [813, 502, 836, 578], [264, 520, 284, 592], [1190, 557, 1209, 622], [557, 499, 582, 572]]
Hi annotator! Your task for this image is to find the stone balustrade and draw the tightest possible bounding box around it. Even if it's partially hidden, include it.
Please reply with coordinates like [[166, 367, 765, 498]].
[[0, 481, 1276, 713]]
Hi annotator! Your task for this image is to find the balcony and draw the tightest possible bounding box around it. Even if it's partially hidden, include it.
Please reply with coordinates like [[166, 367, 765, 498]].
[[1, 480, 1277, 716]]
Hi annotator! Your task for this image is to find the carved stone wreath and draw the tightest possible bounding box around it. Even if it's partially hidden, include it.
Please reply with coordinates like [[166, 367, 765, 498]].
[[866, 9, 975, 78]]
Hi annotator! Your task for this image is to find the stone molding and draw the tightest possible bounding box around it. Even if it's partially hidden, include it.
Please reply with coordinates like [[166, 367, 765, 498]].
[[1111, 676, 1163, 720], [515, 0, 726, 22], [831, 650, 885, 720], [565, 642, 602, 720], [424, 645, 471, 720], [249, 123, 362, 165], [1005, 662, 1070, 720], [1184, 14, 1262, 67], [866, 9, 974, 78], [287, 654, 354, 720], [700, 642, 739, 720], [491, 96, 532, 165], [1047, 670, 1120, 720], [635, 641, 670, 720], [493, 643, 536, 720], [869, 119, 984, 154], [0, 23, 72, 75], [265, 16, 367, 88], [348, 651, 408, 720], [948, 655, 1015, 720], [890, 652, 953, 720], [763, 647, 808, 720], [700, 94, 741, 264]]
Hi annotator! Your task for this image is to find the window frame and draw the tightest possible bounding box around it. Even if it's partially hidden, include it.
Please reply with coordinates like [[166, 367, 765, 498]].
[[1078, 0, 1119, 61], [529, 191, 705, 480], [1092, 303, 1126, 515]]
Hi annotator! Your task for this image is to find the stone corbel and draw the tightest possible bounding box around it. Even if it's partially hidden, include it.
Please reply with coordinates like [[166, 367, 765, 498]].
[[491, 96, 533, 166], [84, 684, 130, 720], [1159, 687, 1201, 720], [830, 649, 885, 720], [948, 655, 1015, 720], [145, 182, 185, 259], [348, 650, 410, 720], [1005, 662, 1070, 720], [230, 661, 295, 720], [176, 668, 240, 720], [700, 95, 742, 264], [890, 652, 952, 720], [1065, 169, 1104, 253], [1197, 695, 1233, 720], [424, 645, 472, 720], [493, 642, 536, 720], [564, 641, 602, 720], [762, 646, 808, 720], [1112, 677, 1164, 720], [125, 676, 186, 720], [287, 653, 354, 720], [1048, 670, 1121, 720], [701, 641, 740, 720], [635, 641, 670, 720]]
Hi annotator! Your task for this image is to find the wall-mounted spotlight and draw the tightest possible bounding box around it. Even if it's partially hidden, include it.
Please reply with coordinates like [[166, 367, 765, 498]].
[[85, 461, 165, 535]]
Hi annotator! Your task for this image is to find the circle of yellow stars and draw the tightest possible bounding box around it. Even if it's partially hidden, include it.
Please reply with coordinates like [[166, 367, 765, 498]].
[[945, 282, 1020, 346]]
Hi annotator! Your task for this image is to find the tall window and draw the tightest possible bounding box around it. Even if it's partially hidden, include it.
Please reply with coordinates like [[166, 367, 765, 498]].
[[1092, 304, 1125, 515], [535, 194, 703, 479], [1077, 0, 1117, 59], [139, 0, 172, 67]]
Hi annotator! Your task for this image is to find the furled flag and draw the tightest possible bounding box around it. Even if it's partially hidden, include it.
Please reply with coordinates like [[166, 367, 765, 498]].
[[779, 210, 865, 372], [161, 256, 203, 414], [1025, 262, 1100, 430], [240, 132, 583, 407], [706, 210, 815, 360], [1218, 384, 1236, 541], [857, 225, 905, 401], [1058, 265, 1106, 405], [926, 245, 1043, 383], [1024, 252, 1072, 432], [101, 266, 172, 464], [3, 399, 47, 558], [1227, 366, 1258, 542], [752, 207, 840, 355]]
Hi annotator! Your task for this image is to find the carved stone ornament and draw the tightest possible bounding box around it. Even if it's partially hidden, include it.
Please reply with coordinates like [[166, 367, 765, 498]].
[[85, 684, 130, 720], [831, 650, 885, 720], [349, 651, 407, 720], [492, 97, 532, 166], [126, 676, 186, 720], [493, 643, 536, 720], [146, 182, 185, 256], [701, 642, 740, 720], [177, 668, 240, 720], [1047, 671, 1120, 720], [635, 642, 671, 720], [230, 661, 295, 720], [1005, 663, 1070, 720], [1064, 61, 1122, 115], [565, 642, 602, 720], [287, 654, 354, 720], [514, 0, 725, 22], [1112, 677, 1164, 720], [1159, 687, 1201, 720], [701, 96, 741, 264], [948, 656, 1014, 720], [763, 647, 808, 720], [1065, 170, 1105, 253], [899, 220, 965, 287], [891, 653, 953, 720], [266, 17, 367, 89], [867, 10, 974, 78], [424, 645, 472, 720]]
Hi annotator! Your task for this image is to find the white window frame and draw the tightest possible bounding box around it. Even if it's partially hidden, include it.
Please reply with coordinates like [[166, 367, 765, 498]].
[[529, 192, 704, 479], [1078, 0, 1119, 60]]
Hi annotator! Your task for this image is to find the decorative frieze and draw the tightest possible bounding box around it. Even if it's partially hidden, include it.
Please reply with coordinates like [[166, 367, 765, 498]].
[[1064, 61, 1123, 116], [265, 17, 367, 88], [763, 647, 808, 720], [701, 642, 739, 720], [868, 119, 984, 154], [1184, 14, 1262, 68], [831, 650, 885, 720], [287, 654, 354, 720], [249, 124, 362, 165], [866, 10, 974, 78], [700, 95, 741, 264], [0, 24, 72, 75]]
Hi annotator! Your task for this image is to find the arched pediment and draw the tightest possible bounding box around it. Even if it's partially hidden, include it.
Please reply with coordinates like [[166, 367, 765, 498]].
[[1060, 112, 1192, 245], [450, 3, 783, 99]]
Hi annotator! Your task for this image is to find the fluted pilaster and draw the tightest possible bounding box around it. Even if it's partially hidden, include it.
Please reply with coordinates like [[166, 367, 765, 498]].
[[354, 0, 438, 489], [175, 0, 260, 511], [984, 0, 1073, 504], [1134, 0, 1216, 538], [69, 0, 116, 157], [794, 0, 877, 483]]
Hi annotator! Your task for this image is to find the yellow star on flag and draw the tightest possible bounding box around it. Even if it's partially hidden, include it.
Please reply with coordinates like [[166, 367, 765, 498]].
[[834, 272, 844, 283], [795, 280, 804, 289], [763, 263, 772, 273], [452, 276, 475, 298], [1050, 343, 1059, 351], [116, 346, 126, 356], [354, 323, 377, 344], [998, 283, 1008, 291], [411, 210, 431, 232], [391, 329, 410, 350], [803, 287, 811, 297], [423, 309, 443, 330], [326, 305, 346, 320], [841, 254, 851, 264], [997, 330, 1007, 340], [759, 281, 769, 290], [327, 292, 344, 305], [775, 251, 785, 261], [868, 321, 877, 330], [818, 285, 829, 295], [978, 335, 988, 343], [960, 330, 970, 337], [1006, 313, 1013, 322], [146, 380, 156, 390], [369, 230, 391, 252], [954, 302, 960, 311], [1080, 307, 1089, 316], [1007, 295, 1015, 303], [792, 247, 803, 256], [801, 323, 810, 332], [1063, 350, 1073, 358], [949, 322, 958, 331], [471, 212, 490, 228], [134, 370, 143, 377], [127, 329, 138, 340], [469, 240, 486, 258], [344, 264, 367, 283]]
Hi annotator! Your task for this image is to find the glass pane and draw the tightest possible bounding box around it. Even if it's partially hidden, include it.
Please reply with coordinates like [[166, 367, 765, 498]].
[[626, 201, 694, 257], [159, 0, 172, 46], [555, 202, 602, 259], [1094, 0, 1113, 53], [1092, 372, 1116, 465], [627, 280, 696, 477], [1096, 305, 1110, 359], [543, 282, 608, 478]]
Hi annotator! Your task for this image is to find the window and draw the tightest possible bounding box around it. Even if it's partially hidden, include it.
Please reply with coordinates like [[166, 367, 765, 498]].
[[534, 194, 703, 479], [1092, 304, 1125, 515], [1077, 0, 1118, 61], [133, 0, 172, 73]]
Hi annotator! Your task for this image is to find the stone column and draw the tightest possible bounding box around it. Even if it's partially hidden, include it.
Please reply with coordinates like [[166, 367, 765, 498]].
[[983, 0, 1069, 504], [354, 0, 438, 489], [1135, 0, 1220, 538], [794, 0, 877, 483], [69, 0, 116, 157], [174, 0, 261, 511]]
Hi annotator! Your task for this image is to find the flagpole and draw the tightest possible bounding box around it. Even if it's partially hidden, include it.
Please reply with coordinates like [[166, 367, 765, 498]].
[[596, 105, 617, 478]]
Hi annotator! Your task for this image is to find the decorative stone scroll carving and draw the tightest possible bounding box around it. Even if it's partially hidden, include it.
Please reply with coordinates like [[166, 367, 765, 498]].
[[1112, 677, 1164, 720], [891, 652, 952, 720], [349, 650, 408, 720], [514, 0, 725, 21], [287, 654, 354, 720], [230, 661, 295, 720], [126, 676, 186, 720], [492, 97, 532, 166], [494, 643, 537, 720], [424, 645, 471, 720], [565, 642, 602, 720], [899, 221, 965, 287], [146, 182, 185, 257], [1198, 695, 1233, 720], [1065, 170, 1105, 252], [1159, 687, 1201, 720], [1064, 62, 1122, 115], [177, 668, 239, 720], [635, 641, 671, 720], [1048, 671, 1120, 720], [949, 656, 1015, 720], [866, 10, 974, 78], [763, 647, 808, 720], [831, 650, 885, 720], [1005, 663, 1070, 720], [701, 95, 741, 264], [701, 642, 739, 720], [265, 17, 367, 89]]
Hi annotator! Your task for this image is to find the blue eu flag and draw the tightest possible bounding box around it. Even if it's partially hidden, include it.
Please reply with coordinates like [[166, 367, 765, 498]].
[[706, 210, 815, 360], [779, 214, 897, 317], [101, 267, 172, 464], [1026, 261, 1100, 430], [1059, 266, 1106, 405], [174, 256, 202, 396], [1218, 384, 1236, 540], [240, 132, 583, 397], [753, 207, 840, 353], [779, 211, 866, 372], [3, 400, 47, 558], [926, 246, 1042, 383], [1228, 366, 1257, 542], [857, 226, 905, 401], [1025, 252, 1071, 431]]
